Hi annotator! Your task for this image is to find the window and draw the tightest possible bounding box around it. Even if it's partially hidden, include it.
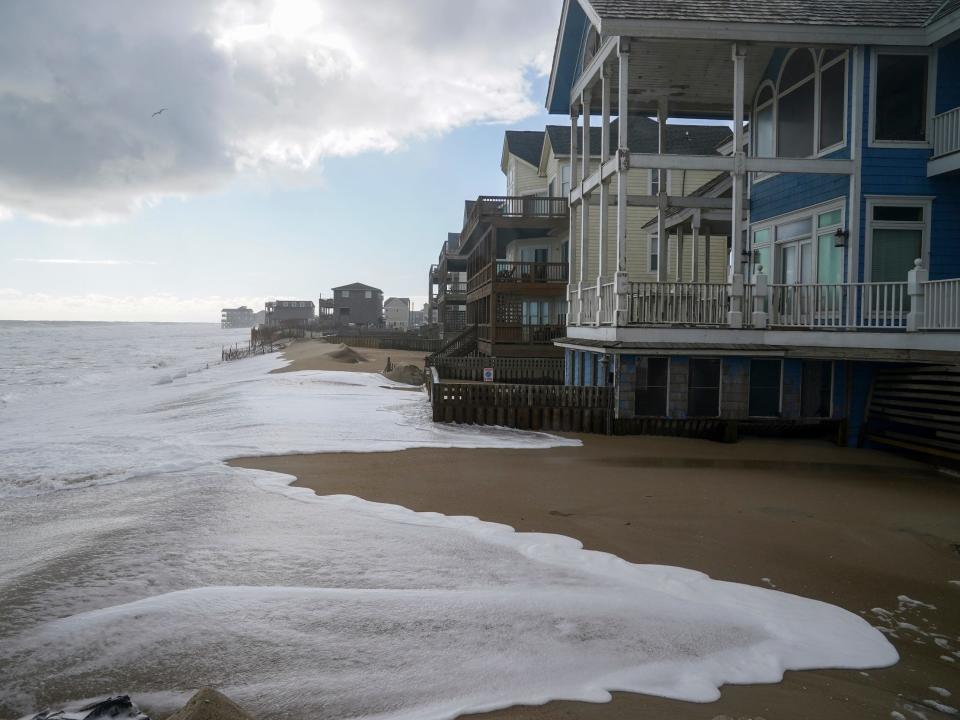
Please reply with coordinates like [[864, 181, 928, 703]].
[[649, 169, 672, 196], [819, 52, 846, 151], [365, 290, 372, 299], [777, 50, 816, 158], [749, 359, 782, 417], [873, 53, 928, 143], [754, 84, 775, 158], [635, 357, 669, 416], [560, 164, 571, 197], [688, 359, 721, 417], [751, 228, 771, 276], [648, 233, 659, 272], [801, 361, 833, 418], [339, 307, 350, 317], [341, 290, 350, 298], [866, 198, 930, 283], [755, 49, 848, 160]]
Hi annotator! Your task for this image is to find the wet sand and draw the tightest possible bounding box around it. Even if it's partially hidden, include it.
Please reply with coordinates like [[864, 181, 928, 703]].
[[232, 436, 960, 720], [271, 338, 426, 375]]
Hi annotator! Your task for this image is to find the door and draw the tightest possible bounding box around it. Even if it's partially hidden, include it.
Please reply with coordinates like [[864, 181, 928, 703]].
[[778, 239, 813, 321]]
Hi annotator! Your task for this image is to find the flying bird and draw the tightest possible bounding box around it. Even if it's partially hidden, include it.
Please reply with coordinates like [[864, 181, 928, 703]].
[[151, 108, 166, 117]]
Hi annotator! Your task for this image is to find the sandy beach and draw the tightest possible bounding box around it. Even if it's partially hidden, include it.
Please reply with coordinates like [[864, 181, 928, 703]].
[[233, 433, 960, 720], [271, 338, 426, 376]]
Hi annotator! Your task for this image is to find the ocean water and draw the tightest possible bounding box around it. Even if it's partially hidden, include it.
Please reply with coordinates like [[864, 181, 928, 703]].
[[0, 322, 897, 719]]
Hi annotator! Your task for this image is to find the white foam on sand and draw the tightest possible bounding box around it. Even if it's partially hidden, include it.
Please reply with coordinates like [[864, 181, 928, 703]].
[[0, 324, 899, 720]]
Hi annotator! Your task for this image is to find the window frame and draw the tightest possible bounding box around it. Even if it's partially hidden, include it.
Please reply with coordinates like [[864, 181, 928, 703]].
[[752, 48, 850, 182], [687, 357, 722, 418], [634, 356, 670, 417], [801, 360, 835, 419], [868, 48, 935, 149], [863, 195, 933, 283], [647, 232, 659, 273], [649, 169, 673, 196], [749, 197, 846, 284], [748, 358, 783, 418]]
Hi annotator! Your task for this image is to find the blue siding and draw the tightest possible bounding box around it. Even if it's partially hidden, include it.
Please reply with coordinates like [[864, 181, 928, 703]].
[[564, 349, 573, 386], [860, 47, 960, 281], [782, 359, 803, 419]]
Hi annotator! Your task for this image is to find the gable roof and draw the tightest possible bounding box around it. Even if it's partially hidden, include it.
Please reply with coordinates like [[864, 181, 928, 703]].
[[332, 282, 382, 292], [501, 130, 546, 172], [543, 118, 731, 164], [384, 297, 410, 307], [584, 0, 949, 28]]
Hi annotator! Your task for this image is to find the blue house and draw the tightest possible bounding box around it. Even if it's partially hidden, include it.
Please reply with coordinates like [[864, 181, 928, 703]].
[[547, 0, 960, 456]]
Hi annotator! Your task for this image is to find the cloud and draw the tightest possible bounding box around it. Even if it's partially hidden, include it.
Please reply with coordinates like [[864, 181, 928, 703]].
[[0, 0, 559, 223], [14, 258, 157, 266], [0, 288, 266, 322]]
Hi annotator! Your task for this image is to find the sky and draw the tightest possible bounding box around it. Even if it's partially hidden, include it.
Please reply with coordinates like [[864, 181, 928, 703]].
[[0, 0, 565, 322]]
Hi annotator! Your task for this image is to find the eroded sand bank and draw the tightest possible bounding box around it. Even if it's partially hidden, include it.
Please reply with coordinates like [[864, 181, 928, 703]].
[[232, 436, 960, 720]]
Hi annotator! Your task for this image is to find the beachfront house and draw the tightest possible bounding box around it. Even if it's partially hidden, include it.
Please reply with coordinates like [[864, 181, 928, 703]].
[[220, 306, 255, 329], [264, 300, 315, 328], [332, 283, 383, 327], [547, 0, 960, 454], [384, 297, 411, 330], [429, 233, 467, 336]]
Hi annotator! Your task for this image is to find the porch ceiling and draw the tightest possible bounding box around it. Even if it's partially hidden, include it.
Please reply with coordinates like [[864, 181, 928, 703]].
[[584, 40, 774, 118]]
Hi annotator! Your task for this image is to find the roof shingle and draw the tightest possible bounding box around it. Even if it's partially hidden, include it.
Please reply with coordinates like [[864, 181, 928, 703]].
[[504, 130, 546, 168], [585, 0, 949, 28]]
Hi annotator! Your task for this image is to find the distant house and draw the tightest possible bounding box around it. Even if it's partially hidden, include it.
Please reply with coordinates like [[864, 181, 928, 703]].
[[264, 300, 315, 328], [384, 297, 411, 330], [332, 283, 383, 326], [409, 302, 429, 329], [220, 306, 255, 329]]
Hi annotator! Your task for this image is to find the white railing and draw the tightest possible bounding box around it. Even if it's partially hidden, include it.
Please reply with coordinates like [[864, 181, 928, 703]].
[[628, 282, 730, 326], [568, 287, 581, 327], [580, 284, 599, 325], [922, 278, 960, 330], [599, 279, 617, 325], [932, 107, 960, 159], [769, 282, 908, 329]]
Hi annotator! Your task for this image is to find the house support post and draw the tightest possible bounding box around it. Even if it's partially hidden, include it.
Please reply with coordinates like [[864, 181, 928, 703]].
[[569, 103, 580, 326], [752, 271, 769, 328], [597, 65, 611, 324], [728, 43, 747, 329], [613, 38, 631, 325], [906, 259, 928, 332], [580, 87, 592, 325], [691, 211, 701, 282], [656, 98, 669, 283]]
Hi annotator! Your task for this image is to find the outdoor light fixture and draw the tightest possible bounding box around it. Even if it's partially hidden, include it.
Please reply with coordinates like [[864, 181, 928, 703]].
[[834, 228, 849, 247]]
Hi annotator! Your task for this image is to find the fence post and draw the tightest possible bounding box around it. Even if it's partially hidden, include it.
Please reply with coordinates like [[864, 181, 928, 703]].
[[613, 272, 629, 325], [751, 272, 769, 329], [906, 258, 928, 332], [728, 274, 744, 328]]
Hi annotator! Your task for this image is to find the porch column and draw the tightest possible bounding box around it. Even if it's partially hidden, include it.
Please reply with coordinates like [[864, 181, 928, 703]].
[[705, 231, 712, 281], [597, 65, 611, 324], [691, 211, 701, 282], [728, 43, 747, 329], [656, 97, 669, 282], [906, 258, 928, 332], [569, 103, 580, 325], [580, 88, 592, 324], [614, 38, 631, 325]]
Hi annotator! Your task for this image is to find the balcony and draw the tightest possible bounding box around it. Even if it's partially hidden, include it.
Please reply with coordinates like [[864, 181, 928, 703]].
[[929, 107, 960, 176], [468, 261, 569, 293], [461, 195, 568, 246], [478, 323, 567, 344], [567, 267, 960, 333], [438, 280, 468, 302]]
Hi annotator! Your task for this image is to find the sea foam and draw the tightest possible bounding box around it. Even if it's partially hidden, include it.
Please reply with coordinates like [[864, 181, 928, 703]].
[[0, 322, 897, 720]]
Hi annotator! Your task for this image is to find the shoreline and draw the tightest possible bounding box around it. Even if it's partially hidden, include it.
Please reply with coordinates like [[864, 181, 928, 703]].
[[231, 435, 960, 720]]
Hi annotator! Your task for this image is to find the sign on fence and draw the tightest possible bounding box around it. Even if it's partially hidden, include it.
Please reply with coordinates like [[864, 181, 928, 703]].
[[482, 367, 494, 383]]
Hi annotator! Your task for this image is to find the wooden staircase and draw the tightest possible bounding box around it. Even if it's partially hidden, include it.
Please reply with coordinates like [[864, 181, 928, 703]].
[[863, 364, 960, 462], [425, 325, 478, 366]]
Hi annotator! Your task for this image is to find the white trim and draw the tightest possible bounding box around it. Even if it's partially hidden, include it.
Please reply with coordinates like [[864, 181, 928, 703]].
[[868, 47, 936, 148], [647, 231, 659, 273], [848, 46, 864, 284], [816, 50, 849, 156], [648, 168, 673, 195], [863, 195, 933, 282]]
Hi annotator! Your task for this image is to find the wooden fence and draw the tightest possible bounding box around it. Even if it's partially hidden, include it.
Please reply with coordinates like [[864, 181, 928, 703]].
[[428, 356, 564, 384], [430, 382, 612, 433], [323, 334, 442, 353]]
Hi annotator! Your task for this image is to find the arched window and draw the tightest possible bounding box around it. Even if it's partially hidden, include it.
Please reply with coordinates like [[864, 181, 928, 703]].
[[776, 49, 817, 158], [754, 83, 775, 157], [756, 49, 849, 160]]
